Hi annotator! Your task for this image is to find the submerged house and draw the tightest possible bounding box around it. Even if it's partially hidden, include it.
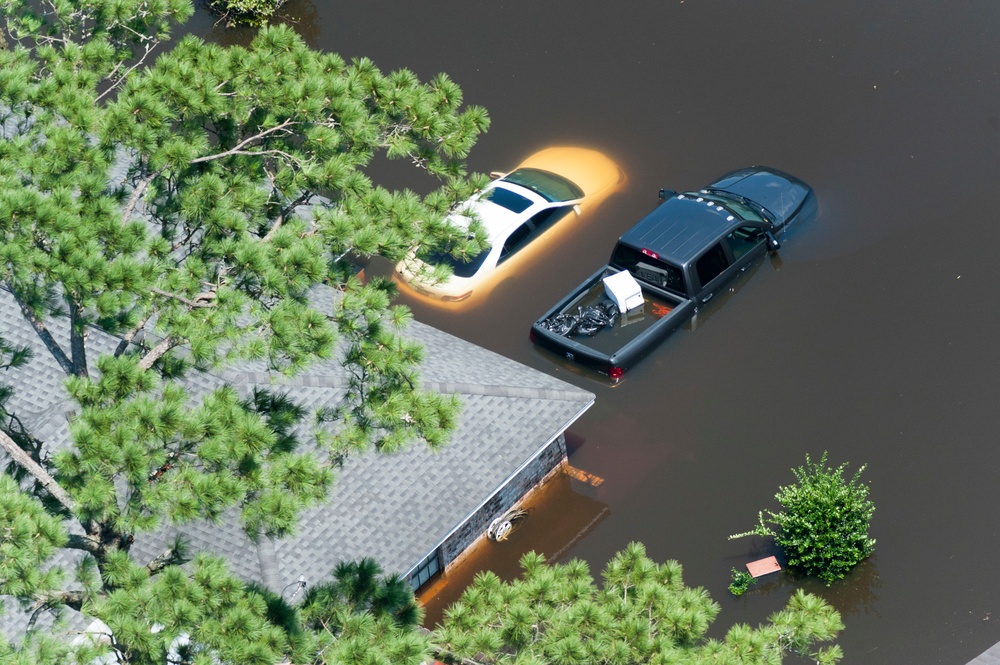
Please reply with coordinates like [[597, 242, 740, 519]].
[[0, 285, 595, 643]]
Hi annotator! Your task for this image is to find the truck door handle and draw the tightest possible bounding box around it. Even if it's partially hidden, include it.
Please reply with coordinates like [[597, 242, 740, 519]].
[[702, 293, 714, 303]]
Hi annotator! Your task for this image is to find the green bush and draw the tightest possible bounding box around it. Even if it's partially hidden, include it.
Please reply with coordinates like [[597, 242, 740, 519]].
[[732, 453, 875, 585], [729, 567, 757, 596]]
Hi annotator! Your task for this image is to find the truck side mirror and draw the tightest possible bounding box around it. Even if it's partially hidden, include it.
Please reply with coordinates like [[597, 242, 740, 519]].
[[765, 231, 780, 251], [658, 189, 676, 201]]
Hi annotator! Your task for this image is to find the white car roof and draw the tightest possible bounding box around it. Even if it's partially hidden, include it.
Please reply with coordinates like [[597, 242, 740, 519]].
[[450, 182, 549, 244]]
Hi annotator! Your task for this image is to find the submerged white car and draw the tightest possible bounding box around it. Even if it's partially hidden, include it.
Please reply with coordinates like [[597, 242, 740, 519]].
[[395, 147, 624, 302]]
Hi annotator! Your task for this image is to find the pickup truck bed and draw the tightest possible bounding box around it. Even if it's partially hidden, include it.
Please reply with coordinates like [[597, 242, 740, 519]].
[[532, 266, 694, 374]]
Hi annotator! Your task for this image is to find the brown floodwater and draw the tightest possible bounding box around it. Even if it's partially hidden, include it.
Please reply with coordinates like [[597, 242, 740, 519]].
[[187, 2, 1000, 662]]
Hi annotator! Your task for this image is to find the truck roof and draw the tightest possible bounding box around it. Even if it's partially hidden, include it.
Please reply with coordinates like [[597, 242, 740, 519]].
[[617, 194, 738, 266]]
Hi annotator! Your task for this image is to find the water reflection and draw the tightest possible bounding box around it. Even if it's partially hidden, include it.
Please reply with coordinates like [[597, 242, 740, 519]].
[[278, 0, 320, 46], [811, 554, 882, 620], [195, 0, 319, 47], [418, 470, 609, 628]]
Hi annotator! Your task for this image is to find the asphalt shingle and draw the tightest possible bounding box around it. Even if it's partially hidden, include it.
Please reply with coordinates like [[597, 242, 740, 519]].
[[0, 286, 594, 641]]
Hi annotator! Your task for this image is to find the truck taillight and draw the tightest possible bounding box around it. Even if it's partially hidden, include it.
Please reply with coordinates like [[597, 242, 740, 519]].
[[529, 328, 536, 344], [609, 366, 624, 381], [640, 248, 660, 260]]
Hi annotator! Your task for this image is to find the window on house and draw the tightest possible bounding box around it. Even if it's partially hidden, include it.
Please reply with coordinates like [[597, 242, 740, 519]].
[[408, 549, 442, 591]]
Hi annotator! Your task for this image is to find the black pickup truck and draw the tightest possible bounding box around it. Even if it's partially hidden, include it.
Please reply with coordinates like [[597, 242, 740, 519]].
[[530, 166, 816, 381]]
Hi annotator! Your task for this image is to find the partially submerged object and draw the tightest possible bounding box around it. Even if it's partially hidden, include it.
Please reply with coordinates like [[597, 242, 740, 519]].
[[486, 507, 529, 542], [746, 556, 782, 578], [531, 166, 816, 381], [395, 146, 624, 303]]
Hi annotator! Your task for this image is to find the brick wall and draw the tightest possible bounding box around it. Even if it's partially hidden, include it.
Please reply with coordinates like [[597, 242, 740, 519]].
[[439, 433, 567, 568]]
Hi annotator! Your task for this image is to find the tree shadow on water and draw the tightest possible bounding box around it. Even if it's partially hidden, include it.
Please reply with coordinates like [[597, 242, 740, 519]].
[[275, 0, 319, 47], [774, 554, 882, 619], [819, 554, 882, 619]]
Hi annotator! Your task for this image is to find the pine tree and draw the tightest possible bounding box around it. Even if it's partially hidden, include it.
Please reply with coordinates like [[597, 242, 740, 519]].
[[436, 542, 845, 664], [0, 2, 489, 661], [298, 558, 431, 665]]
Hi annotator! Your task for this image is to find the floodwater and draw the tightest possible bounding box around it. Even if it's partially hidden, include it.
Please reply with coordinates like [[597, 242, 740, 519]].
[[187, 2, 1000, 662]]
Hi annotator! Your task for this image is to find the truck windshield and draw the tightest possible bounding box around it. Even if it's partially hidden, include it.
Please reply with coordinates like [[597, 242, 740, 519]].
[[700, 189, 771, 223], [610, 244, 686, 296]]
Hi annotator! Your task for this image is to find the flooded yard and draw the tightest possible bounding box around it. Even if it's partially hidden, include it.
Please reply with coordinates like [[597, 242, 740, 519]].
[[188, 2, 1000, 661]]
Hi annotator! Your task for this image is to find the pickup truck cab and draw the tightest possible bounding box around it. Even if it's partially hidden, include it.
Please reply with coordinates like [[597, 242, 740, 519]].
[[530, 166, 815, 381]]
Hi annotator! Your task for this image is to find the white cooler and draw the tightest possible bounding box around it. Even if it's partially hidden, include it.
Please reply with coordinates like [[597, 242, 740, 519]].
[[602, 270, 644, 312]]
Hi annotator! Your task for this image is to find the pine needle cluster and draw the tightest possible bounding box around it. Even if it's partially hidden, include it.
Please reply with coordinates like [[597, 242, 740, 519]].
[[436, 542, 845, 664]]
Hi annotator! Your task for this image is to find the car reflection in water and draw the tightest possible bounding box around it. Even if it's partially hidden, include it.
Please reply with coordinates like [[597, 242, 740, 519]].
[[394, 146, 625, 308]]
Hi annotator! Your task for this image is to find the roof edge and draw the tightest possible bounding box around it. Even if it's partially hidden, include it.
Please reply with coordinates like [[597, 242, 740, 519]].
[[403, 394, 596, 579]]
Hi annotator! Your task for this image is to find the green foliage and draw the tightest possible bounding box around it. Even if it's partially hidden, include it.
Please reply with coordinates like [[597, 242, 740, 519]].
[[57, 354, 333, 538], [731, 453, 876, 585], [0, 336, 35, 463], [0, 474, 68, 598], [299, 557, 423, 630], [298, 558, 431, 665], [93, 554, 302, 665], [0, 2, 490, 662], [728, 568, 757, 597], [436, 542, 845, 664]]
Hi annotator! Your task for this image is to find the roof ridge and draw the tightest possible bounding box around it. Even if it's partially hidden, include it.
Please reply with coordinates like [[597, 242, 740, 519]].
[[213, 369, 343, 388], [422, 381, 594, 402]]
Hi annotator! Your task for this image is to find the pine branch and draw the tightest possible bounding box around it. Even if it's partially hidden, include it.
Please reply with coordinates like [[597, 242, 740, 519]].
[[31, 590, 86, 620], [138, 336, 177, 370], [144, 546, 184, 576], [65, 533, 102, 555], [95, 41, 157, 102], [0, 430, 75, 513], [119, 164, 169, 227], [11, 289, 75, 376], [113, 311, 154, 358], [188, 119, 299, 165], [68, 298, 89, 377], [263, 190, 313, 242], [149, 287, 217, 309]]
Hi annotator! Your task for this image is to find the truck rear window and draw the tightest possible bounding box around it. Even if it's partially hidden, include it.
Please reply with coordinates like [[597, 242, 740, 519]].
[[610, 243, 686, 296]]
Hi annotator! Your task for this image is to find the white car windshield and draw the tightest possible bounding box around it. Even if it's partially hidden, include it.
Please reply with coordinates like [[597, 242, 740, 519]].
[[416, 244, 492, 278]]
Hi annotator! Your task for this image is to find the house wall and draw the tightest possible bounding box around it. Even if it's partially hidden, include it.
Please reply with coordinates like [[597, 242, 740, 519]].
[[438, 433, 568, 569]]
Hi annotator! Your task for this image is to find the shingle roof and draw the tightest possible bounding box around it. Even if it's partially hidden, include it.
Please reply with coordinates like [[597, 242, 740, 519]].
[[0, 285, 594, 640], [128, 309, 595, 593]]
